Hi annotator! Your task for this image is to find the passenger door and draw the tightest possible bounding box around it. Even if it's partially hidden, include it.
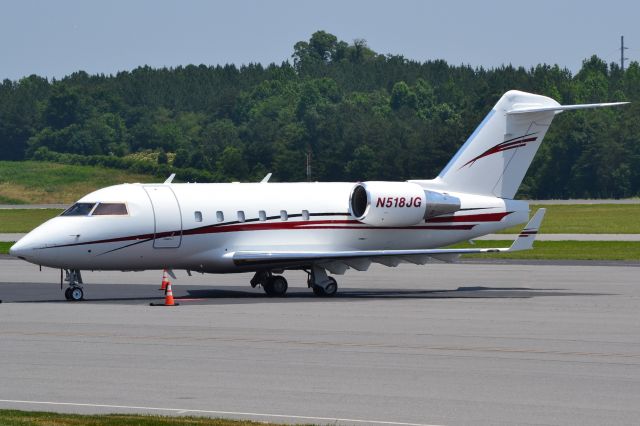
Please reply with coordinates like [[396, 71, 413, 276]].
[[144, 186, 183, 248]]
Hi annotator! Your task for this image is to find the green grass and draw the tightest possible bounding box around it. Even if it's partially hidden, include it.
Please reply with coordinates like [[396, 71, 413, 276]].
[[501, 204, 640, 234], [0, 409, 290, 426], [0, 209, 62, 232], [453, 240, 640, 261], [0, 242, 12, 254], [3, 205, 637, 235], [0, 161, 155, 204]]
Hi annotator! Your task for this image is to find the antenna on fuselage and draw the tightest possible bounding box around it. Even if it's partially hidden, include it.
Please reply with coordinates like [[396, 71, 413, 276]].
[[260, 173, 272, 183]]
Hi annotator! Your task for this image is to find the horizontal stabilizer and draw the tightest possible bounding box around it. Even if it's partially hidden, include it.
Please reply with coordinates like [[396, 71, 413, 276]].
[[508, 208, 546, 251], [507, 102, 629, 115]]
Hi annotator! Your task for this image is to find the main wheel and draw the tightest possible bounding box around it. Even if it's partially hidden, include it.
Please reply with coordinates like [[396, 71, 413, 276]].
[[69, 286, 84, 301], [324, 277, 338, 296], [312, 277, 338, 297], [64, 288, 72, 300], [263, 276, 288, 297]]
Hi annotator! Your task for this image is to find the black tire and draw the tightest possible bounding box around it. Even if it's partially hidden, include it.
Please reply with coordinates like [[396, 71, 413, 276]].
[[70, 286, 84, 301], [263, 276, 288, 297], [271, 276, 288, 296], [312, 277, 338, 297], [262, 279, 273, 296], [324, 277, 338, 296], [64, 288, 72, 300]]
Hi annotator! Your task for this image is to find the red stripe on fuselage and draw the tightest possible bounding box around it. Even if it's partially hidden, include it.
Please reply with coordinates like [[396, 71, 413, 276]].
[[47, 211, 512, 249]]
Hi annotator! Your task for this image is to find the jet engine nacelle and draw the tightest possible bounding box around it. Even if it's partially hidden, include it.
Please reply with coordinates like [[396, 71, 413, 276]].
[[349, 181, 427, 227], [349, 182, 462, 227]]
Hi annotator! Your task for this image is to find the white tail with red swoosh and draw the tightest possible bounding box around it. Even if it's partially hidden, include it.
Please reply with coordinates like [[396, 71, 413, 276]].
[[423, 90, 628, 199]]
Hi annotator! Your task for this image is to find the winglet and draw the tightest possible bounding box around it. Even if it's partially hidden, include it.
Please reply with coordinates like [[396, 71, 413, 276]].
[[508, 208, 546, 251], [164, 173, 176, 184]]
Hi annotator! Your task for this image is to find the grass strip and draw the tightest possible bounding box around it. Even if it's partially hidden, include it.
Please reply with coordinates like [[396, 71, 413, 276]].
[[0, 209, 62, 233], [453, 240, 640, 261], [0, 242, 13, 255], [499, 204, 640, 234], [2, 205, 639, 235], [0, 160, 154, 204], [0, 409, 292, 426]]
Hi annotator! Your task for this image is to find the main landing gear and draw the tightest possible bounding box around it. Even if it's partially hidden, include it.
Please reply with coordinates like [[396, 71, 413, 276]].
[[251, 271, 289, 297], [250, 266, 339, 297], [307, 265, 338, 297], [63, 269, 84, 301]]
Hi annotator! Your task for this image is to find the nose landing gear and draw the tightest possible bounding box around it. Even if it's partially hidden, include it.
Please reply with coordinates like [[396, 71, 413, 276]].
[[63, 269, 84, 301]]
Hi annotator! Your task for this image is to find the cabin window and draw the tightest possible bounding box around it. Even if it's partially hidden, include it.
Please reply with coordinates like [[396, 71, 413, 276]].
[[92, 203, 128, 216], [280, 210, 288, 221], [194, 211, 203, 222], [61, 203, 96, 216], [259, 210, 267, 221], [302, 210, 310, 221], [237, 211, 245, 222], [216, 211, 224, 222]]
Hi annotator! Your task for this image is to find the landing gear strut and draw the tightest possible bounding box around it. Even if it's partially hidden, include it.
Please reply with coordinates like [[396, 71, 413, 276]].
[[63, 269, 84, 301], [307, 266, 338, 297], [251, 270, 288, 297]]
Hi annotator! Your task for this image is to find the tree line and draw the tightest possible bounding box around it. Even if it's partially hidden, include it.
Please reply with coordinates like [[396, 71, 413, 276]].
[[1, 31, 639, 198]]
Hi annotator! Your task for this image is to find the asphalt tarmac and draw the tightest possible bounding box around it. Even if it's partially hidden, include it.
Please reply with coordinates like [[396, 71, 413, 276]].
[[0, 258, 639, 425]]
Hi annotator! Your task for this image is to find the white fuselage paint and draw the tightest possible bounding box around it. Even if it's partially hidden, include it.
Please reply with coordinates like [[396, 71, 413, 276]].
[[12, 181, 528, 273]]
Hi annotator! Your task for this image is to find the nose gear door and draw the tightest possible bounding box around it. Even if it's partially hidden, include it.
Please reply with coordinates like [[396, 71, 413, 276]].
[[144, 186, 183, 248]]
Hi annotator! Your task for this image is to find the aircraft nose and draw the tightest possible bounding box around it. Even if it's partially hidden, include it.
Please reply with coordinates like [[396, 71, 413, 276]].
[[9, 239, 28, 258], [9, 220, 63, 266]]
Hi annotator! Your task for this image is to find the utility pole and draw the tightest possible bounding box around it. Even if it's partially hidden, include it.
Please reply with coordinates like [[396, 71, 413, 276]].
[[620, 36, 628, 71]]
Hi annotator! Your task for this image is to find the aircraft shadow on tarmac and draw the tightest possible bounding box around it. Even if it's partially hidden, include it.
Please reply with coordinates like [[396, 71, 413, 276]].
[[183, 286, 609, 303], [1, 283, 610, 304]]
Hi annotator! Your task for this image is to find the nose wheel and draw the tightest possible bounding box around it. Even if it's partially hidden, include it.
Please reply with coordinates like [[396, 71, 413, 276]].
[[62, 269, 84, 301], [64, 286, 84, 301]]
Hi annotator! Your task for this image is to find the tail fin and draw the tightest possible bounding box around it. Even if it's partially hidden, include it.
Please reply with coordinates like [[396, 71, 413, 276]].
[[430, 90, 627, 199]]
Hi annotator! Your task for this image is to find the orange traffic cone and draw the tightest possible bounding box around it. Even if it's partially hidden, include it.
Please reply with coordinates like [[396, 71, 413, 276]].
[[158, 269, 170, 291], [150, 281, 179, 306]]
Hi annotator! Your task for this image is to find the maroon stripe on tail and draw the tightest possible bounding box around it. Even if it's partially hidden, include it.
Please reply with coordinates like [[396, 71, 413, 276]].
[[460, 134, 538, 169]]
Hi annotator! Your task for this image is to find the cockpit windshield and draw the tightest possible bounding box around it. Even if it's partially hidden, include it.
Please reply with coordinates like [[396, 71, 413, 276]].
[[92, 203, 128, 215], [61, 203, 96, 216], [60, 202, 128, 216]]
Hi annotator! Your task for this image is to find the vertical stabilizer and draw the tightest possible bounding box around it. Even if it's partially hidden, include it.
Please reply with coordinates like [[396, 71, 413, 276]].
[[435, 90, 558, 199]]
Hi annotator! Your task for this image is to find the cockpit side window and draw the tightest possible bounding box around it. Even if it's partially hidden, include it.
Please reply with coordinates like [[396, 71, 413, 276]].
[[92, 203, 128, 216], [61, 203, 96, 216]]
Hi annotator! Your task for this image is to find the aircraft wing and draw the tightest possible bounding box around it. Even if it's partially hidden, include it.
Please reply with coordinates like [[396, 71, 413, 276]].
[[231, 209, 546, 274]]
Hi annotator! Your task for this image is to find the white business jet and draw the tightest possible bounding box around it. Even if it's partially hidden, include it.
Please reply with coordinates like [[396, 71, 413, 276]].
[[9, 91, 627, 300]]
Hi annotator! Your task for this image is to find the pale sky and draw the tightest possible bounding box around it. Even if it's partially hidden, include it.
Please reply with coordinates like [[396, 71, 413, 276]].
[[1, 0, 637, 80]]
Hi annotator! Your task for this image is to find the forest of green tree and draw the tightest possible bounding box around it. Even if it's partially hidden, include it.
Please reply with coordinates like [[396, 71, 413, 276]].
[[1, 31, 639, 198]]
